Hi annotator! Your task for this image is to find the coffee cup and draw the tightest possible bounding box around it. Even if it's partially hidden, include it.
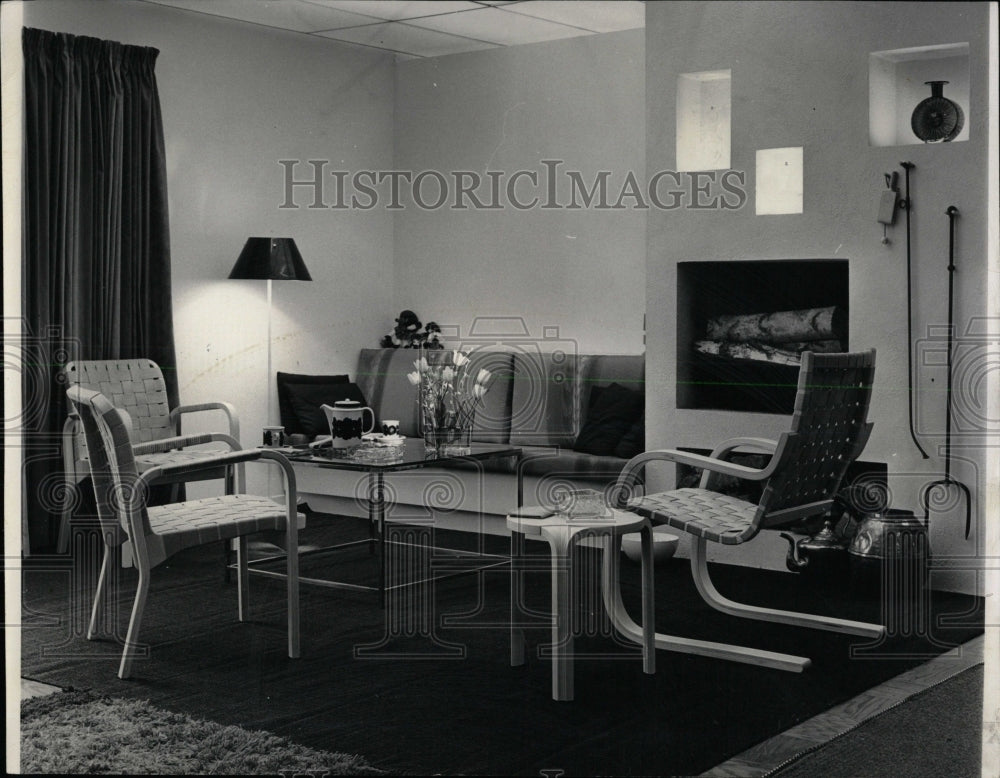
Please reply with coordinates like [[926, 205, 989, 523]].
[[381, 419, 400, 436], [263, 425, 285, 447]]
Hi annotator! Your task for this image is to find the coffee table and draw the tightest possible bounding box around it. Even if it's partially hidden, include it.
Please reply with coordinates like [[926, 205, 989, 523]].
[[248, 440, 523, 606]]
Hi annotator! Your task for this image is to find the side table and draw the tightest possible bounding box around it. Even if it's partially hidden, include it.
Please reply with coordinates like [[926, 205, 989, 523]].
[[507, 508, 655, 701]]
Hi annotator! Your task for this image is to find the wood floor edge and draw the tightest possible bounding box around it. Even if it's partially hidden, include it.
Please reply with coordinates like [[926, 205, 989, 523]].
[[701, 633, 985, 777]]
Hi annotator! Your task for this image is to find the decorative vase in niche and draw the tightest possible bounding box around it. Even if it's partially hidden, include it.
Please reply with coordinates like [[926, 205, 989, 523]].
[[911, 81, 964, 143]]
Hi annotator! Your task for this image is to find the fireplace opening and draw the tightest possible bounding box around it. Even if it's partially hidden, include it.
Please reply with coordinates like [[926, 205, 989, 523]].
[[677, 259, 850, 414]]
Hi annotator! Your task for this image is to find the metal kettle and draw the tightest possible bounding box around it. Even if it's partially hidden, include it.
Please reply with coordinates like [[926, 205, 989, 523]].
[[780, 520, 849, 581]]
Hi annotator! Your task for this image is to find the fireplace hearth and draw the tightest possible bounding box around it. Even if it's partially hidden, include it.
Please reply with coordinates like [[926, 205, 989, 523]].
[[677, 259, 850, 414]]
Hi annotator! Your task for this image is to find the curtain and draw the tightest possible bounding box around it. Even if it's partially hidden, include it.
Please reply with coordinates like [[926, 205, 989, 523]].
[[22, 27, 178, 551]]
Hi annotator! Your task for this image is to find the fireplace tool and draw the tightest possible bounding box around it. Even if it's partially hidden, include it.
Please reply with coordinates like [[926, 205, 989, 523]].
[[919, 205, 972, 539], [899, 161, 929, 459]]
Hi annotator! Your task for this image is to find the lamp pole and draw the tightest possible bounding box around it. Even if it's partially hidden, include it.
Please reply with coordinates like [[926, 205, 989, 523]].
[[267, 277, 273, 426]]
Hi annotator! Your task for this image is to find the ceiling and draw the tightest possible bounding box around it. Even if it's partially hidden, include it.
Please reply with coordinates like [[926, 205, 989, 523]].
[[141, 0, 645, 59]]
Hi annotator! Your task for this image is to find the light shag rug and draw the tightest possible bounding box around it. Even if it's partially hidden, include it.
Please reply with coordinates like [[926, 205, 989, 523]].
[[20, 690, 384, 775]]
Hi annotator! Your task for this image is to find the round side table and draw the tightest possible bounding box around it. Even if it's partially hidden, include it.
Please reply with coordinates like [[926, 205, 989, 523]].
[[507, 508, 655, 701]]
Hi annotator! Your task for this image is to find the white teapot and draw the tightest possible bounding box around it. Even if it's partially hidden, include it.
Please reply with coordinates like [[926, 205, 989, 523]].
[[321, 400, 374, 449]]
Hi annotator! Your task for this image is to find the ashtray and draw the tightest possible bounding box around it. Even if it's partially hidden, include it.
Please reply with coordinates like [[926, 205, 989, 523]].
[[363, 433, 406, 447], [352, 445, 404, 464], [557, 488, 612, 519]]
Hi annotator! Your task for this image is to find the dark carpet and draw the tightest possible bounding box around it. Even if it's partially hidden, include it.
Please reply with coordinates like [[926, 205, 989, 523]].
[[771, 663, 984, 778], [21, 514, 984, 776]]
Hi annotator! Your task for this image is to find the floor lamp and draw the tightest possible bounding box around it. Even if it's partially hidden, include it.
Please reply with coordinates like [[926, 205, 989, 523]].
[[228, 237, 312, 429]]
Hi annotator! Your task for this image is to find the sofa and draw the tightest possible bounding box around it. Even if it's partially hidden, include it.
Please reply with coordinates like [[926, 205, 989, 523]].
[[285, 347, 645, 530]]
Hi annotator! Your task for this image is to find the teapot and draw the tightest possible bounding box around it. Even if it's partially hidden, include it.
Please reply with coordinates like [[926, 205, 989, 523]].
[[321, 400, 375, 449], [780, 520, 848, 583]]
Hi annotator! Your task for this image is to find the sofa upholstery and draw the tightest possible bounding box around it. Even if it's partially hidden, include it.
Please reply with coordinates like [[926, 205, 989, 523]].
[[354, 347, 644, 481]]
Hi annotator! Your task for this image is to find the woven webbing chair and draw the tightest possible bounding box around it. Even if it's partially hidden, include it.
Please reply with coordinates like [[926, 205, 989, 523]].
[[58, 359, 242, 554], [610, 350, 885, 672], [68, 385, 300, 679]]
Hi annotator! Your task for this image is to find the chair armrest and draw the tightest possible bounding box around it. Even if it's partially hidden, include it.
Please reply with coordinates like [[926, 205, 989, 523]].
[[707, 437, 778, 461], [612, 446, 780, 507], [702, 437, 779, 491], [170, 401, 240, 439], [138, 448, 297, 501], [132, 432, 242, 455]]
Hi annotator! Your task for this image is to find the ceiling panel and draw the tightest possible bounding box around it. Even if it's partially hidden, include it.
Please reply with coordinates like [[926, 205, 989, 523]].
[[142, 0, 645, 58], [505, 1, 644, 33], [302, 0, 484, 22], [315, 20, 499, 57], [143, 0, 377, 32], [405, 5, 589, 45]]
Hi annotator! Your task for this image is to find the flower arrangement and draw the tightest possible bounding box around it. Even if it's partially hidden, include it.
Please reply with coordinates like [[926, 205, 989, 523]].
[[379, 309, 444, 349], [406, 349, 492, 453]]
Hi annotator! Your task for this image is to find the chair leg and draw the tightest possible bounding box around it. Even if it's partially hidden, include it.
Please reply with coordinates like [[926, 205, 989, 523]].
[[286, 518, 300, 659], [600, 542, 812, 673], [119, 567, 151, 679], [87, 545, 112, 640], [689, 537, 886, 638], [237, 536, 249, 622], [510, 530, 526, 667]]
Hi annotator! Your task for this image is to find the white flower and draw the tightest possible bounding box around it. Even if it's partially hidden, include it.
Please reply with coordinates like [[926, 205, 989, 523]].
[[413, 357, 429, 372], [473, 383, 487, 400], [406, 371, 421, 386], [476, 368, 492, 385], [453, 350, 470, 368], [442, 366, 455, 382]]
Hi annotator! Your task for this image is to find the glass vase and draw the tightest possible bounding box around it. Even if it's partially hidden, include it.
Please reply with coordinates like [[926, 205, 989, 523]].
[[416, 347, 477, 455], [420, 401, 473, 456]]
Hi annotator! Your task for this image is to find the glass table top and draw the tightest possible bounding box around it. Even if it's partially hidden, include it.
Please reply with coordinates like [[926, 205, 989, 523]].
[[278, 439, 522, 472]]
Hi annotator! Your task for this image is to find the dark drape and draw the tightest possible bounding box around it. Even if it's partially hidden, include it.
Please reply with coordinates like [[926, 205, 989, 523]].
[[22, 27, 178, 551]]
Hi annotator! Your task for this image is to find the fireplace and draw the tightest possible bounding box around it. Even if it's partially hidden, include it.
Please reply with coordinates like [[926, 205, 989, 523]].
[[677, 259, 850, 414]]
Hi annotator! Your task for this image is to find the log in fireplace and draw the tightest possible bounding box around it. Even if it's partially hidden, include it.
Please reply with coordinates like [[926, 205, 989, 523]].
[[677, 259, 850, 414]]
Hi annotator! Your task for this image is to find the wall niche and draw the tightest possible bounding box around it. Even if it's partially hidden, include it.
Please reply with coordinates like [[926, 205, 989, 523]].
[[676, 69, 731, 171], [677, 259, 850, 414], [869, 43, 970, 147]]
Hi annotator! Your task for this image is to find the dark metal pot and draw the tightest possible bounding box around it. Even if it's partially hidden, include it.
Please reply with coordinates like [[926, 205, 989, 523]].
[[780, 521, 849, 585], [848, 508, 931, 596]]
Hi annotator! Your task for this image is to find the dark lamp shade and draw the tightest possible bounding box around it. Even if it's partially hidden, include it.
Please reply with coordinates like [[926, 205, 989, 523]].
[[228, 237, 312, 281]]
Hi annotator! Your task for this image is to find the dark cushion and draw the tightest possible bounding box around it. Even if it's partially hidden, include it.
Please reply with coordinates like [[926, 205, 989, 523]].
[[614, 413, 645, 459], [573, 383, 644, 457], [277, 372, 348, 435], [284, 381, 369, 439]]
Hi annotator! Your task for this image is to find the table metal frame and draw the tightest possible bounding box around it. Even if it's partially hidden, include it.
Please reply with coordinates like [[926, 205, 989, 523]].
[[243, 441, 523, 607]]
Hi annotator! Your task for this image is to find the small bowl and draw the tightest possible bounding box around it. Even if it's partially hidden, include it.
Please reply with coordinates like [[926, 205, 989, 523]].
[[621, 527, 679, 564]]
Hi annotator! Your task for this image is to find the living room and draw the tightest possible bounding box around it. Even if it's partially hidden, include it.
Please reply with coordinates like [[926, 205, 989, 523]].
[[5, 0, 998, 775]]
